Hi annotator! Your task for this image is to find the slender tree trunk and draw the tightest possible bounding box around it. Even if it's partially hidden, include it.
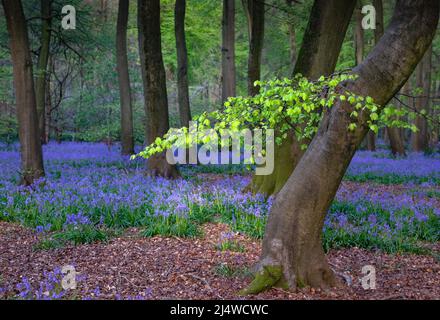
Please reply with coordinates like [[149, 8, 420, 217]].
[[430, 82, 440, 147], [138, 0, 179, 178], [243, 0, 438, 293], [243, 0, 265, 96], [372, 0, 405, 156], [221, 0, 236, 103], [116, 0, 135, 155], [175, 0, 191, 127], [286, 0, 297, 72], [44, 73, 51, 144], [248, 0, 356, 196], [412, 45, 432, 152], [354, 3, 364, 66], [35, 0, 51, 145], [2, 0, 45, 185], [355, 1, 376, 151]]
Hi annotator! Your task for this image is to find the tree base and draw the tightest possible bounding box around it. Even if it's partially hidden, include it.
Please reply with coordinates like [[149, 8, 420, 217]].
[[146, 153, 180, 179], [241, 256, 339, 295]]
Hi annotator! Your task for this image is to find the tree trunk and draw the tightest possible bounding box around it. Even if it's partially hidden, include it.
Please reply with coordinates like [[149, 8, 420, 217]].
[[2, 0, 45, 185], [116, 0, 135, 155], [354, 2, 364, 66], [138, 0, 179, 178], [221, 0, 236, 103], [44, 73, 51, 144], [372, 0, 405, 156], [243, 0, 265, 96], [248, 0, 356, 196], [429, 82, 440, 147], [175, 0, 191, 127], [411, 45, 432, 152], [286, 0, 297, 73], [35, 0, 51, 145], [243, 0, 438, 293], [354, 1, 376, 151]]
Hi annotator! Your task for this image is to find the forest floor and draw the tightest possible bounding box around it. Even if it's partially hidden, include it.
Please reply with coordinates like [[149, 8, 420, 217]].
[[1, 219, 439, 300], [0, 142, 439, 300]]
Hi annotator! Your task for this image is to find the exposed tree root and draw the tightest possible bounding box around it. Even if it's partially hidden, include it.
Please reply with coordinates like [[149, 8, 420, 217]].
[[239, 265, 287, 295]]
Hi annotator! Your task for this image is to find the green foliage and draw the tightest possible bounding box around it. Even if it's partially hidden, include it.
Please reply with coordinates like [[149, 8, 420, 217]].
[[0, 111, 17, 144], [216, 240, 246, 253], [213, 263, 252, 279], [141, 214, 201, 238], [345, 173, 440, 185], [36, 226, 116, 249], [136, 74, 419, 162]]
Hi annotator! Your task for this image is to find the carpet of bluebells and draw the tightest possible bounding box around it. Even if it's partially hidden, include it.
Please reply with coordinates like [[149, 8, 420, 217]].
[[0, 142, 439, 289], [0, 142, 439, 251], [0, 142, 439, 299]]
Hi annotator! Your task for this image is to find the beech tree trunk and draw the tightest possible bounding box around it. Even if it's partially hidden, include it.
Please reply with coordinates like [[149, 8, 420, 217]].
[[412, 45, 432, 152], [175, 0, 191, 127], [243, 0, 265, 96], [354, 3, 364, 67], [373, 0, 405, 156], [44, 76, 51, 144], [138, 0, 178, 178], [286, 0, 297, 73], [243, 0, 438, 293], [355, 1, 376, 151], [430, 82, 440, 147], [2, 0, 45, 185], [248, 0, 356, 196], [221, 0, 236, 103], [117, 0, 135, 155], [35, 0, 51, 145]]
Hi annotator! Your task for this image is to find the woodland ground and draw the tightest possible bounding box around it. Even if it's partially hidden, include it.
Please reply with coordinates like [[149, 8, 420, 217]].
[[0, 142, 439, 300]]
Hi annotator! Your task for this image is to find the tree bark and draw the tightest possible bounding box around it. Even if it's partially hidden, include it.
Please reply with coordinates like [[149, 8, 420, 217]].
[[373, 0, 405, 156], [44, 72, 51, 144], [354, 1, 376, 151], [248, 0, 356, 196], [411, 45, 432, 152], [175, 0, 192, 127], [138, 0, 179, 178], [286, 0, 297, 73], [243, 0, 439, 293], [2, 0, 45, 185], [354, 2, 364, 67], [35, 0, 51, 145], [221, 0, 236, 103], [243, 0, 265, 96], [116, 0, 134, 155], [117, 0, 135, 155]]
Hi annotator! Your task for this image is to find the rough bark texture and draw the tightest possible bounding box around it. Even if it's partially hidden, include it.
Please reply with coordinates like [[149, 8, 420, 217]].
[[243, 0, 265, 96], [243, 0, 439, 293], [138, 0, 178, 178], [175, 0, 191, 127], [2, 0, 45, 185], [221, 0, 236, 103], [35, 0, 51, 144], [249, 0, 356, 196], [117, 0, 134, 155], [412, 45, 432, 152]]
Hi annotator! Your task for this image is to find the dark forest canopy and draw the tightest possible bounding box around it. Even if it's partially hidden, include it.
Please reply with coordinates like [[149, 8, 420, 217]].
[[0, 0, 438, 145]]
